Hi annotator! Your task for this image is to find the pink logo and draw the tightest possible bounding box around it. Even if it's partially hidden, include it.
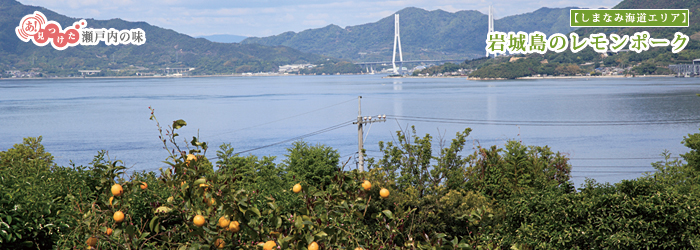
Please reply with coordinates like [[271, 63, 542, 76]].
[[16, 11, 146, 50], [16, 11, 83, 50]]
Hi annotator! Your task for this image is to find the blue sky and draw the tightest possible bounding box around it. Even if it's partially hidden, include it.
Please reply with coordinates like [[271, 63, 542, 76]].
[[19, 0, 621, 38]]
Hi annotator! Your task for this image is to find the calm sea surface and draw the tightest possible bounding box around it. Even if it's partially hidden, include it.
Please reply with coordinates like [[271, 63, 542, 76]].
[[1, 75, 699, 187]]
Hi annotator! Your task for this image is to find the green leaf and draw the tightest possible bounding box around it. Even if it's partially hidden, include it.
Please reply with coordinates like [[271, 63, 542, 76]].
[[194, 178, 207, 186], [250, 207, 261, 217], [382, 210, 394, 220], [140, 232, 150, 240], [125, 225, 136, 236], [305, 233, 314, 244], [267, 202, 277, 210], [281, 235, 294, 244], [314, 231, 328, 238], [155, 206, 172, 214], [149, 216, 159, 231], [173, 119, 187, 130], [203, 226, 218, 235], [295, 216, 303, 229]]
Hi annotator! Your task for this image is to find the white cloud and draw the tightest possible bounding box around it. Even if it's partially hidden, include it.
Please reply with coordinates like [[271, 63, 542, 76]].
[[356, 10, 395, 20], [302, 19, 328, 27], [435, 5, 460, 13], [306, 13, 330, 20]]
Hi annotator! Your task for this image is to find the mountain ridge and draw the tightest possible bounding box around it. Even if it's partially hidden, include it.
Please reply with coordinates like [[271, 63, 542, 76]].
[[455, 0, 700, 79], [241, 6, 579, 62], [0, 0, 345, 76]]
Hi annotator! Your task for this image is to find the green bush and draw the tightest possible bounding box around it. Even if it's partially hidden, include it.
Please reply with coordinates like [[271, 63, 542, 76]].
[[3, 115, 700, 249], [0, 137, 100, 249]]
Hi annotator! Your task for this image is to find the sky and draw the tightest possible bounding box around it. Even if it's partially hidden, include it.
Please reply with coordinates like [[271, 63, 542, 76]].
[[19, 0, 622, 38]]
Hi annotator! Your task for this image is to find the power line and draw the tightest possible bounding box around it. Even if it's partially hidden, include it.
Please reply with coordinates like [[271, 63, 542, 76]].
[[232, 119, 355, 155], [572, 170, 654, 174], [341, 152, 356, 159], [138, 120, 355, 173], [571, 157, 678, 160], [388, 115, 700, 126], [214, 97, 356, 137], [572, 166, 656, 168]]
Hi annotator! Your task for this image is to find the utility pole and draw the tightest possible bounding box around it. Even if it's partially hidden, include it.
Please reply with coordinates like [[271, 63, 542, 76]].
[[353, 96, 387, 172]]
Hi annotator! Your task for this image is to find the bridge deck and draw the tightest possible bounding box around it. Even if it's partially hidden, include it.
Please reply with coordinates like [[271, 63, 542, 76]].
[[669, 64, 700, 75], [354, 59, 464, 65]]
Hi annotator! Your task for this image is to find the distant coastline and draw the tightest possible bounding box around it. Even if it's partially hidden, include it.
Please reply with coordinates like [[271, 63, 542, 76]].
[[0, 73, 680, 81], [401, 74, 677, 80], [0, 73, 369, 81]]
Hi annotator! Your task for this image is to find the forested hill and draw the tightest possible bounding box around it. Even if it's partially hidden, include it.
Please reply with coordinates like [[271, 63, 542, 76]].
[[0, 0, 343, 76], [241, 7, 578, 62], [439, 0, 700, 79]]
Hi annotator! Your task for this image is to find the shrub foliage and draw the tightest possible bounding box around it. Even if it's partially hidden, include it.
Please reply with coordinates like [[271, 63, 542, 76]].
[[2, 112, 700, 249]]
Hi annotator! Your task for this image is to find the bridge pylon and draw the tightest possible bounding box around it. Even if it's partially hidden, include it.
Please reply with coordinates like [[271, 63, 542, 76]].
[[392, 14, 403, 75]]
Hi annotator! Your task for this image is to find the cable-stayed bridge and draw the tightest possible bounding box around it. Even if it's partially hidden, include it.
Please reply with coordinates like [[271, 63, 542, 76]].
[[353, 59, 464, 67], [354, 7, 495, 74]]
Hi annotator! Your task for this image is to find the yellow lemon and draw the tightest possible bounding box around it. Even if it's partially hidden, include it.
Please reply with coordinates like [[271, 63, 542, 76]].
[[205, 197, 216, 206], [113, 211, 125, 223], [214, 238, 225, 249], [218, 216, 230, 228], [111, 184, 123, 197], [380, 188, 390, 198], [193, 215, 205, 227], [86, 236, 97, 247], [228, 220, 240, 233], [308, 241, 319, 250], [362, 180, 371, 191], [186, 154, 196, 165], [263, 241, 277, 250]]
